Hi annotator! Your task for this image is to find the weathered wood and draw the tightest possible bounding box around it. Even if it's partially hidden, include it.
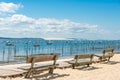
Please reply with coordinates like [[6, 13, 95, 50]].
[[25, 54, 59, 78], [103, 48, 114, 61], [94, 48, 114, 62], [26, 54, 58, 63], [68, 54, 94, 69], [74, 54, 93, 59], [103, 48, 114, 54]]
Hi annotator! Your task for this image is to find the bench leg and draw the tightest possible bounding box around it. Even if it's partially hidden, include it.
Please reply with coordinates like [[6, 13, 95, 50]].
[[49, 68, 54, 74], [107, 57, 110, 62], [72, 64, 75, 69], [87, 64, 90, 67], [25, 68, 33, 78]]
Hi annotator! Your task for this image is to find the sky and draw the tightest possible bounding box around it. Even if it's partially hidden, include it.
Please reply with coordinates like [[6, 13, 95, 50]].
[[0, 0, 120, 40]]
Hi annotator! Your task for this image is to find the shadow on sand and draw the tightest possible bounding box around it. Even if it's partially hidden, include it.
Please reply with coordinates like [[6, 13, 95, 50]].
[[27, 73, 70, 80], [75, 66, 102, 71], [101, 61, 120, 65]]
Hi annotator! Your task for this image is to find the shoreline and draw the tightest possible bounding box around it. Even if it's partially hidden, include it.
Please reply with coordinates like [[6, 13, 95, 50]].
[[0, 52, 120, 65], [0, 53, 120, 80]]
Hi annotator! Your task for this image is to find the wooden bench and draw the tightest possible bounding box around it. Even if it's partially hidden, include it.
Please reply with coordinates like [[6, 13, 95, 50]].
[[25, 54, 59, 78], [67, 54, 94, 69], [94, 48, 114, 62]]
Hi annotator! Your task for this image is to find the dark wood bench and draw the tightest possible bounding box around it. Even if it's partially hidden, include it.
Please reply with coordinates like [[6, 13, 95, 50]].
[[25, 54, 59, 78], [94, 48, 114, 62], [67, 54, 94, 69]]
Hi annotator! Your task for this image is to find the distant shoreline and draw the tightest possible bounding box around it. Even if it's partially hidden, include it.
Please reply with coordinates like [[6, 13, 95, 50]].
[[0, 37, 120, 40]]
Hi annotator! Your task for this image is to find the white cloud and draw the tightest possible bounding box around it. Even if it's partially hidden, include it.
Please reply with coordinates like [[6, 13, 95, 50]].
[[0, 2, 22, 14], [0, 14, 105, 39]]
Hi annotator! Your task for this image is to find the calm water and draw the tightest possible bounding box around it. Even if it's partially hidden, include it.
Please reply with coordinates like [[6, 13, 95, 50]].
[[0, 38, 120, 63]]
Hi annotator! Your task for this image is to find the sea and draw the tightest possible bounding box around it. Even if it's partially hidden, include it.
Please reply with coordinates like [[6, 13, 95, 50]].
[[0, 38, 120, 63]]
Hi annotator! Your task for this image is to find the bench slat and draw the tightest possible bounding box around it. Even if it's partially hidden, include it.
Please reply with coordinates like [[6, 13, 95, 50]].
[[27, 55, 57, 63]]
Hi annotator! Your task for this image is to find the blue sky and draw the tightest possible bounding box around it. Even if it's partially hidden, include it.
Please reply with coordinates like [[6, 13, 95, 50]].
[[0, 0, 120, 39]]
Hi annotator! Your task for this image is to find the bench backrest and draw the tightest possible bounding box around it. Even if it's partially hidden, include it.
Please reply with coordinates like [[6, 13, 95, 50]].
[[26, 54, 59, 68], [74, 54, 93, 60], [27, 54, 58, 63]]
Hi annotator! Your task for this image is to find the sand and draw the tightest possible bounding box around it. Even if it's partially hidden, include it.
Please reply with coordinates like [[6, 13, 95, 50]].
[[0, 54, 120, 80]]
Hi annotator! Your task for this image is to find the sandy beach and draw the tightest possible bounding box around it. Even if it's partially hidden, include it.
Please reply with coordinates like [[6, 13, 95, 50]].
[[0, 53, 120, 80], [0, 0, 119, 80]]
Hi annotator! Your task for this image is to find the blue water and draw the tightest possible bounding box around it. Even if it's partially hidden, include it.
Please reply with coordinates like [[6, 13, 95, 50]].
[[0, 38, 120, 63]]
